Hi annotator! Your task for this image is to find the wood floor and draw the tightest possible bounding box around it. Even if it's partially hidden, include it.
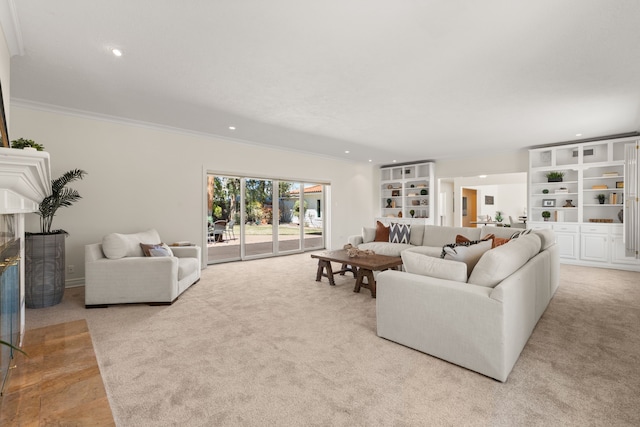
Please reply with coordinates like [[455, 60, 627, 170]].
[[0, 319, 114, 426]]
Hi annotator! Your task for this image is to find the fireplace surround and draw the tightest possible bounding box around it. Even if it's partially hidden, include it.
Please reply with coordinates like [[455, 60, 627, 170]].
[[0, 147, 50, 395]]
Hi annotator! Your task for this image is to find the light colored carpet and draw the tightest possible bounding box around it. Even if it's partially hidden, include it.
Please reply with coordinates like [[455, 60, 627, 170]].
[[25, 254, 640, 426]]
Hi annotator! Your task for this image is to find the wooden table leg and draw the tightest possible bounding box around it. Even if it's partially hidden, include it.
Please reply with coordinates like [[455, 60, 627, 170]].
[[325, 261, 336, 286], [354, 268, 376, 297], [316, 259, 337, 286], [315, 260, 325, 282], [363, 269, 376, 298], [339, 263, 357, 278], [354, 268, 363, 294]]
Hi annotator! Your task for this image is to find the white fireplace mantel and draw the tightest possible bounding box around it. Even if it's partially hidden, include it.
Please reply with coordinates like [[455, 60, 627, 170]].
[[0, 147, 51, 213]]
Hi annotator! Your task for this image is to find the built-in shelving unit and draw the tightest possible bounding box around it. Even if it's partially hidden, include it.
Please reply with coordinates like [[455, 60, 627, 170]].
[[379, 161, 434, 224], [528, 137, 640, 271]]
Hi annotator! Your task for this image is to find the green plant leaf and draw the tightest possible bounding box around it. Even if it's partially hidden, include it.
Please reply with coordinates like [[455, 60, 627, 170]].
[[0, 339, 27, 356]]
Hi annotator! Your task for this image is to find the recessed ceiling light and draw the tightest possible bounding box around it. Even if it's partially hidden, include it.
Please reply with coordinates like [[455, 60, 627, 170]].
[[576, 133, 582, 137], [345, 150, 350, 154], [392, 160, 397, 163], [368, 159, 372, 162], [228, 126, 236, 130], [479, 175, 487, 178], [112, 48, 123, 57]]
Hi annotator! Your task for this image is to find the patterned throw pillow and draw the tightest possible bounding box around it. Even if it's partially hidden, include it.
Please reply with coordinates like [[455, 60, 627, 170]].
[[510, 228, 532, 239], [140, 243, 173, 257], [389, 223, 411, 244]]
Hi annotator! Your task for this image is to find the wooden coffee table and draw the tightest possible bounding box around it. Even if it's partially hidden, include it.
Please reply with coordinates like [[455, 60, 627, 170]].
[[311, 250, 403, 298]]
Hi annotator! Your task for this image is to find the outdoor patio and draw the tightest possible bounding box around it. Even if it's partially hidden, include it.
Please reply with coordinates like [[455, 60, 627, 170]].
[[207, 224, 323, 261]]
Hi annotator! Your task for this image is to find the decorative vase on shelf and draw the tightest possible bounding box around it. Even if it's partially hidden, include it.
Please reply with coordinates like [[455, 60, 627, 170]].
[[618, 209, 623, 223]]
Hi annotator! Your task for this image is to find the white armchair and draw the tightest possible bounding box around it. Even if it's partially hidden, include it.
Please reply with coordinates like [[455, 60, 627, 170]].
[[84, 229, 201, 308]]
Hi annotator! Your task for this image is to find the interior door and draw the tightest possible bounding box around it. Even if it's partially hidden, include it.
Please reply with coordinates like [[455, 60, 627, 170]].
[[462, 188, 477, 227]]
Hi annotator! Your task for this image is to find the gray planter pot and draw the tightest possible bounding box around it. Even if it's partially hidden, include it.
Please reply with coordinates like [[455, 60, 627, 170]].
[[25, 233, 66, 308]]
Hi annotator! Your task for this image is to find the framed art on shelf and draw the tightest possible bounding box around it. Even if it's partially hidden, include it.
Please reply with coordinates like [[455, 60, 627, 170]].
[[542, 199, 555, 207]]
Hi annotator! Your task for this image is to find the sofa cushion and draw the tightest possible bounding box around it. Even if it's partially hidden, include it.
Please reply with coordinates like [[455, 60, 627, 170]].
[[140, 243, 173, 257], [389, 223, 411, 244], [362, 226, 376, 243], [468, 234, 542, 288], [358, 242, 412, 257], [409, 224, 425, 246], [423, 225, 481, 247], [442, 240, 492, 278], [402, 250, 468, 282], [102, 229, 162, 259], [402, 245, 443, 258], [533, 228, 556, 251], [374, 221, 390, 242]]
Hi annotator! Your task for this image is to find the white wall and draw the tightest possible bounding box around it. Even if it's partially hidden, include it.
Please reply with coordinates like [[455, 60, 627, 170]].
[[11, 106, 376, 284]]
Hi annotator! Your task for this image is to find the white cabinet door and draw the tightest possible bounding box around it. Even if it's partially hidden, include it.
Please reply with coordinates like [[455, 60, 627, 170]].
[[611, 235, 639, 265], [580, 233, 608, 262], [556, 232, 578, 259]]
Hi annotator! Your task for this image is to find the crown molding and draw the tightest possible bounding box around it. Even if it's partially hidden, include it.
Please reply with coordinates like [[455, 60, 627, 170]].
[[10, 98, 361, 165], [0, 0, 24, 56]]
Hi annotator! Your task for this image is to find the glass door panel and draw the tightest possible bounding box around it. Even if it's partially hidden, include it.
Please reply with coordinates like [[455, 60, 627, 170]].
[[207, 175, 241, 263], [278, 181, 301, 253], [303, 183, 324, 249], [244, 178, 274, 257]]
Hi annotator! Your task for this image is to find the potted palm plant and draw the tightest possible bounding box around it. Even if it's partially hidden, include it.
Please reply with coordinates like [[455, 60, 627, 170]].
[[24, 168, 87, 308]]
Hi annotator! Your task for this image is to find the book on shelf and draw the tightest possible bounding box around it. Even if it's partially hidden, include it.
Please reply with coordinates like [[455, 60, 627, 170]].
[[591, 184, 608, 189], [609, 193, 618, 204], [601, 172, 619, 177]]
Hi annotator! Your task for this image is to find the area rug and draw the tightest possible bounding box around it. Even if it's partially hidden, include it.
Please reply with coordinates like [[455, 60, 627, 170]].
[[25, 253, 640, 426]]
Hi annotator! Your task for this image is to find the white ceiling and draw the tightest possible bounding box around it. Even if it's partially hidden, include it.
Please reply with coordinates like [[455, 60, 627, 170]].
[[7, 0, 640, 164]]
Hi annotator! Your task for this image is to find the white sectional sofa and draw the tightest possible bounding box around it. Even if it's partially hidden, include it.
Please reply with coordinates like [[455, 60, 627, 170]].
[[348, 223, 559, 382], [85, 229, 201, 307]]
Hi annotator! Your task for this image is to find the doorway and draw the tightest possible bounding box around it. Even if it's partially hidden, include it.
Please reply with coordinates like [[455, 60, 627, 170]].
[[462, 188, 478, 228]]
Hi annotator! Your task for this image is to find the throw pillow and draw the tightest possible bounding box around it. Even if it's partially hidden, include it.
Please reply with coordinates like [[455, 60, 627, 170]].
[[494, 237, 510, 247], [468, 234, 542, 288], [441, 240, 492, 277], [456, 233, 495, 246], [510, 228, 532, 239], [374, 221, 390, 242], [362, 226, 376, 244], [389, 223, 411, 244], [140, 243, 173, 257], [402, 250, 467, 282]]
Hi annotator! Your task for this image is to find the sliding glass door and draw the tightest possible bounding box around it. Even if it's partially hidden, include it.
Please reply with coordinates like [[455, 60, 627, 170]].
[[243, 178, 274, 258], [207, 174, 326, 264], [302, 183, 324, 250], [278, 182, 301, 253]]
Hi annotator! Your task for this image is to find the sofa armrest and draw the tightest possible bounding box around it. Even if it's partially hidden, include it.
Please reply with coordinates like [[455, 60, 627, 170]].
[[376, 269, 509, 381], [170, 245, 201, 262], [347, 235, 363, 246], [85, 256, 179, 305]]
